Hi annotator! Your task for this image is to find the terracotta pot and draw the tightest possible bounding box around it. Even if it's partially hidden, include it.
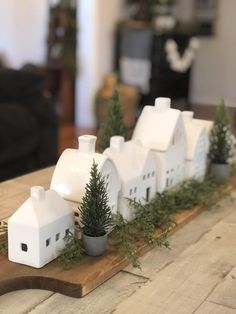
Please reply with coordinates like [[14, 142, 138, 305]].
[[82, 233, 107, 257], [209, 163, 230, 182]]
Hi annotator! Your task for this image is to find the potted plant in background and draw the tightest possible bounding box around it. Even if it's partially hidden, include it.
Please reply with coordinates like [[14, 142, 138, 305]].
[[97, 90, 128, 152], [80, 160, 112, 256], [209, 100, 234, 181]]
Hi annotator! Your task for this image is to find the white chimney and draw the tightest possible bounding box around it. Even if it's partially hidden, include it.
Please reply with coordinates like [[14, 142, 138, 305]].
[[182, 111, 194, 123], [78, 135, 96, 154], [154, 97, 171, 112], [31, 186, 45, 201], [110, 136, 125, 152]]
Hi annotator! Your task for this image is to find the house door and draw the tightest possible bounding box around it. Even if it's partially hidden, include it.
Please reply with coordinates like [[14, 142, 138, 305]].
[[146, 187, 150, 202]]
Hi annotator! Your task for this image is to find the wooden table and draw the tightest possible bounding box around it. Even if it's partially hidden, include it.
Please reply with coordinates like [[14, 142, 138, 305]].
[[0, 168, 236, 313]]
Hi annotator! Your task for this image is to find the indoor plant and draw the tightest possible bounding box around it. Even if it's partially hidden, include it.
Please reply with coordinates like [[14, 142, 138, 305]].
[[97, 90, 128, 152], [80, 160, 112, 256], [209, 100, 234, 181]]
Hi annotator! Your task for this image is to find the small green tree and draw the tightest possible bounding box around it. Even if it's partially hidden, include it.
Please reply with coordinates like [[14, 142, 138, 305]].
[[80, 160, 112, 237], [97, 90, 128, 152], [209, 100, 234, 164]]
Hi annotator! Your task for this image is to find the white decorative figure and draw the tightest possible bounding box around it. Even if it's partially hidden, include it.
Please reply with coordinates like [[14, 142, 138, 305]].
[[50, 135, 121, 213], [8, 186, 74, 268], [104, 136, 156, 221], [182, 111, 211, 180], [132, 97, 187, 193]]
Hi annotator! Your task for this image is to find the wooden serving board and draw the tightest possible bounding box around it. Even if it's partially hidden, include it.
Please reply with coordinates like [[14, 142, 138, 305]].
[[0, 167, 235, 298], [0, 205, 207, 298]]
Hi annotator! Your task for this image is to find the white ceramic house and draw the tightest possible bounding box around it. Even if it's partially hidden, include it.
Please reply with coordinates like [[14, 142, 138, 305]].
[[182, 111, 211, 180], [8, 186, 74, 268], [132, 97, 187, 192], [50, 135, 121, 214], [104, 136, 156, 221]]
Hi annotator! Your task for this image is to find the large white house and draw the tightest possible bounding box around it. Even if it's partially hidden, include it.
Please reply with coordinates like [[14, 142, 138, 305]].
[[8, 186, 74, 268], [104, 136, 156, 221], [132, 97, 187, 192], [50, 135, 121, 214], [182, 111, 211, 180]]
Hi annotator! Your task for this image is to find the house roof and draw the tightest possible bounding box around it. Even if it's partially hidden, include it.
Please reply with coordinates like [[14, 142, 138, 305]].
[[51, 149, 119, 202], [132, 99, 183, 152], [104, 137, 154, 184], [182, 112, 212, 160], [9, 187, 72, 228], [193, 118, 213, 134]]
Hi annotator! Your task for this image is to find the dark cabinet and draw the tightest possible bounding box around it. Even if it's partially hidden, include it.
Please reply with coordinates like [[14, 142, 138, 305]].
[[115, 25, 193, 110]]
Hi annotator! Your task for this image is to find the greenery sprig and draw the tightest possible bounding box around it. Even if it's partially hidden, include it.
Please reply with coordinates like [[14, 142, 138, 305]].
[[110, 176, 223, 268], [58, 232, 84, 270], [0, 221, 8, 256]]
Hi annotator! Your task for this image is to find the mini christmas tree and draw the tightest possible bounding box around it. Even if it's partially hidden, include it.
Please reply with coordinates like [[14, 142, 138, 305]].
[[209, 100, 234, 164], [80, 160, 112, 237], [97, 90, 128, 152]]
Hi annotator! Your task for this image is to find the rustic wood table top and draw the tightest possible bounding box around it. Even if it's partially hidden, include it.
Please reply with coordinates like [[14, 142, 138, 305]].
[[0, 167, 236, 313]]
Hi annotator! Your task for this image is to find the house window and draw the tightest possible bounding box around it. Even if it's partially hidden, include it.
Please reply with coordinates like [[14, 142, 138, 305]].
[[134, 187, 137, 193], [147, 173, 150, 179], [56, 233, 60, 241], [143, 175, 146, 180], [46, 238, 50, 247], [21, 243, 28, 252], [74, 211, 79, 217], [129, 188, 132, 195], [65, 228, 70, 236], [146, 187, 150, 202], [152, 171, 155, 177], [166, 178, 169, 187]]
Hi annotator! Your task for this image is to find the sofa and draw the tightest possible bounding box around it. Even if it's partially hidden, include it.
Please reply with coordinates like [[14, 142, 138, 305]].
[[0, 66, 58, 181]]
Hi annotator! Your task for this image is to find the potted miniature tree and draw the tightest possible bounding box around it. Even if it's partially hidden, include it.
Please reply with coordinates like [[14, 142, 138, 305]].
[[97, 90, 128, 152], [209, 100, 234, 181], [80, 160, 112, 256]]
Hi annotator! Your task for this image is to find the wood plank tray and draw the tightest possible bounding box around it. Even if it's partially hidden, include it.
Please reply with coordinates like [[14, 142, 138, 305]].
[[0, 205, 207, 298]]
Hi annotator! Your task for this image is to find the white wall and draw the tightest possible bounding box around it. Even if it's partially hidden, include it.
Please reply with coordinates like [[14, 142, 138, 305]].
[[0, 0, 48, 68], [75, 0, 124, 128], [190, 0, 236, 107]]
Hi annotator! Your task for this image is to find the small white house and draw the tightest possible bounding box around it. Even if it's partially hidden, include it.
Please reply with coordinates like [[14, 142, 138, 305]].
[[104, 136, 156, 221], [132, 97, 187, 193], [50, 135, 121, 214], [182, 111, 211, 180], [8, 186, 74, 268]]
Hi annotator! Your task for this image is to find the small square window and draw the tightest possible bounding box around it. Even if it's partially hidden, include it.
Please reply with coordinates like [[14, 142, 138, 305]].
[[21, 243, 28, 252], [46, 238, 50, 247], [74, 211, 79, 217], [65, 228, 70, 236], [56, 233, 60, 241]]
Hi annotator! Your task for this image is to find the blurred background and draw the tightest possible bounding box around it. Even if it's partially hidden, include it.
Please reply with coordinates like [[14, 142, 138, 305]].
[[0, 0, 235, 180]]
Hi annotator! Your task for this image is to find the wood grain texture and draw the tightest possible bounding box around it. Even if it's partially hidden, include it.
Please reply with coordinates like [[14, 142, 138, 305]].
[[0, 167, 235, 299], [0, 205, 227, 299]]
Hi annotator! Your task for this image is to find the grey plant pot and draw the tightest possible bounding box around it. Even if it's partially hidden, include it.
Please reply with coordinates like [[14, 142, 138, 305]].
[[210, 163, 230, 182], [82, 233, 107, 257]]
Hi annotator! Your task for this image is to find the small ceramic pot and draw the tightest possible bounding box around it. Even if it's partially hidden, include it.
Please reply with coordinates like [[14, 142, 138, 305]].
[[209, 163, 230, 182], [82, 233, 107, 257]]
